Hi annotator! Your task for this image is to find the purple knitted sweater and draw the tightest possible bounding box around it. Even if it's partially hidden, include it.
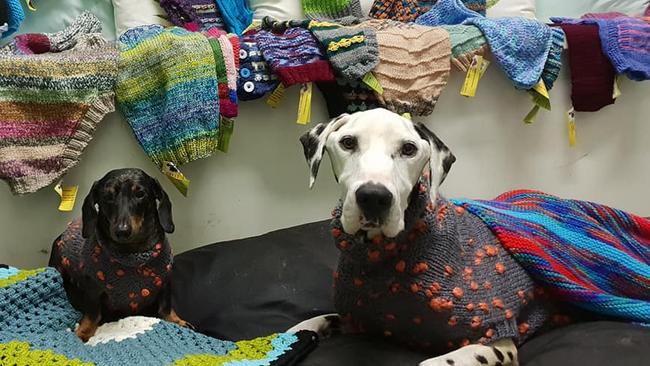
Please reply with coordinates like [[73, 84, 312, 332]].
[[331, 181, 550, 352], [51, 219, 173, 314]]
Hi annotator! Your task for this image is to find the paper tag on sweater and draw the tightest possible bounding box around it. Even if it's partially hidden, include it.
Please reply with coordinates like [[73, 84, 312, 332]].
[[532, 79, 549, 99], [567, 107, 577, 147], [612, 76, 621, 99], [362, 72, 384, 95], [266, 83, 285, 108], [26, 0, 37, 11], [523, 105, 540, 124], [460, 55, 483, 97], [54, 182, 78, 212], [217, 117, 235, 153], [478, 58, 490, 78], [401, 112, 412, 120], [297, 83, 313, 125], [162, 162, 190, 197]]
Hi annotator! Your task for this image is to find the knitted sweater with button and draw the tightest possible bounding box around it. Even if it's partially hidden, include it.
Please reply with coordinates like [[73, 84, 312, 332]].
[[331, 182, 549, 352], [51, 219, 172, 315]]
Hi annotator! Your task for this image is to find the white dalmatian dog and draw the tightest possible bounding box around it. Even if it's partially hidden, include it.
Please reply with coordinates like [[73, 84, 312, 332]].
[[288, 108, 521, 366]]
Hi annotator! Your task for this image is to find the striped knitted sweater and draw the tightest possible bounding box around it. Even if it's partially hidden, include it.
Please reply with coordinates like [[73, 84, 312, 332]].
[[332, 181, 548, 353], [0, 13, 117, 195], [116, 25, 220, 168], [0, 267, 316, 366], [454, 190, 650, 323]]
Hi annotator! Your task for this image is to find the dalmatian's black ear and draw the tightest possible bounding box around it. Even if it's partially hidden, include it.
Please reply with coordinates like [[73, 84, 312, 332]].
[[413, 122, 456, 187], [299, 114, 350, 189]]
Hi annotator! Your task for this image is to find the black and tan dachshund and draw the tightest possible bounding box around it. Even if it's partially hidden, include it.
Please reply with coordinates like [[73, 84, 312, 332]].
[[49, 168, 191, 342]]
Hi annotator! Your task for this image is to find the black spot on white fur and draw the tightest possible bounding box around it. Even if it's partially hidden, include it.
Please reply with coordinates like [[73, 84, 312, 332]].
[[475, 354, 488, 364], [507, 351, 514, 361], [493, 347, 505, 362], [446, 360, 454, 365], [495, 363, 503, 366], [300, 132, 319, 161], [315, 124, 326, 135]]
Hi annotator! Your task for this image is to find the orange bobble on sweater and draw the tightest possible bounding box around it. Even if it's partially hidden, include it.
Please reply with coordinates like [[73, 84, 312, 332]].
[[470, 316, 481, 329], [495, 262, 506, 274], [466, 303, 475, 312], [452, 287, 464, 299], [448, 316, 458, 326], [395, 260, 406, 273], [470, 281, 479, 291], [492, 298, 504, 309], [444, 265, 454, 276], [478, 302, 490, 313], [412, 262, 429, 275], [485, 245, 498, 256], [518, 323, 530, 334], [96, 271, 105, 281]]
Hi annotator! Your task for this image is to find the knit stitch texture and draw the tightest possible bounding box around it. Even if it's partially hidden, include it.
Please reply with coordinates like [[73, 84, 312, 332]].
[[552, 15, 650, 81], [332, 179, 547, 353], [360, 19, 451, 116], [255, 27, 336, 86], [1, 0, 24, 39], [453, 190, 650, 323], [159, 0, 226, 32], [237, 30, 280, 101], [50, 219, 173, 315], [557, 24, 616, 112], [216, 0, 254, 35], [0, 13, 117, 195], [116, 25, 220, 168], [440, 25, 487, 72], [0, 267, 317, 365], [369, 0, 421, 22], [317, 78, 382, 117], [308, 20, 380, 80], [302, 0, 364, 20]]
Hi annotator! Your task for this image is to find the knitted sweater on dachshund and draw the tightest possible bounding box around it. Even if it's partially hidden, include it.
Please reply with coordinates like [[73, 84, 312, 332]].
[[51, 219, 172, 315], [331, 181, 549, 353]]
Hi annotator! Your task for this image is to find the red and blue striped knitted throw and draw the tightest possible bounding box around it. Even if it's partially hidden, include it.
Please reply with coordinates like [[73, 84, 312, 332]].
[[452, 190, 650, 323]]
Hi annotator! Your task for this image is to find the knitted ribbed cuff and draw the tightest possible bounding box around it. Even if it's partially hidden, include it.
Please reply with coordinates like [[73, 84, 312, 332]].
[[276, 60, 336, 86]]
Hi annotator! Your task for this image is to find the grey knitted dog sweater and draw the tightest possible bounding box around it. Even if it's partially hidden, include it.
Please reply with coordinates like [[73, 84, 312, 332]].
[[331, 180, 550, 352], [51, 219, 173, 315]]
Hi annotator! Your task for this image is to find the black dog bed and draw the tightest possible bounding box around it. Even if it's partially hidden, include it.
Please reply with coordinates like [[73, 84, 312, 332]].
[[173, 220, 650, 366]]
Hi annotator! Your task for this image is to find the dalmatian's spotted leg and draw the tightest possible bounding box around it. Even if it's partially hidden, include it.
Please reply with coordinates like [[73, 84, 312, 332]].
[[419, 339, 518, 366]]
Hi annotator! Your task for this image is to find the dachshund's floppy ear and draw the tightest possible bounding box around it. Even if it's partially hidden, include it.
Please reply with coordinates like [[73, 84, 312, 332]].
[[413, 122, 456, 189], [299, 114, 350, 189], [152, 178, 174, 234], [82, 181, 99, 238]]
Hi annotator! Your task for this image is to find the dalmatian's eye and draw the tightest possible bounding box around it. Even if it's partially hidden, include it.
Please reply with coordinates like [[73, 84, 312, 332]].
[[401, 142, 418, 157], [339, 136, 357, 151]]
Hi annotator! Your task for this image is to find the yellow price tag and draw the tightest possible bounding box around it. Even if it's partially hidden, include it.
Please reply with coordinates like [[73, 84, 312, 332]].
[[478, 58, 490, 78], [162, 161, 190, 197], [362, 72, 384, 95], [297, 82, 313, 125], [401, 112, 412, 120], [523, 105, 540, 124], [266, 83, 285, 108], [532, 79, 549, 99], [567, 107, 577, 147], [460, 55, 484, 97], [54, 182, 78, 212], [612, 76, 621, 99]]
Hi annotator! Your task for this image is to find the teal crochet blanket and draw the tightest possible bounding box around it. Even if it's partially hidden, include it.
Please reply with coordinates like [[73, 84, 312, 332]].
[[0, 266, 316, 365]]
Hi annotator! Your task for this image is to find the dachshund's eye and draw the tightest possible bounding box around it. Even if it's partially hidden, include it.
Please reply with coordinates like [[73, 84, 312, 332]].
[[339, 136, 357, 151], [134, 190, 146, 199], [401, 142, 418, 157]]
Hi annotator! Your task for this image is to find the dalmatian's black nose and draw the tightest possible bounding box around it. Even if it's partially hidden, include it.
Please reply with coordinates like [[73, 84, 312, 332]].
[[356, 183, 393, 222]]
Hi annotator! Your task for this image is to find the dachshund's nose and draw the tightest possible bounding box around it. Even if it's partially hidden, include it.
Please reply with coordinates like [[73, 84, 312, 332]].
[[356, 183, 393, 222], [115, 223, 132, 240]]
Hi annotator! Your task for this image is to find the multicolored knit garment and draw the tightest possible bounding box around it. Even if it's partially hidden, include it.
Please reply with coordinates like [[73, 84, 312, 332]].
[[552, 15, 650, 81], [453, 190, 650, 323], [368, 0, 421, 22], [417, 0, 564, 90], [116, 25, 220, 168], [255, 27, 335, 87], [307, 20, 379, 81], [0, 267, 317, 366], [1, 0, 24, 39], [159, 0, 226, 32], [439, 24, 488, 72], [237, 30, 280, 101], [0, 13, 117, 195], [332, 179, 548, 353], [50, 219, 173, 315], [204, 28, 239, 118]]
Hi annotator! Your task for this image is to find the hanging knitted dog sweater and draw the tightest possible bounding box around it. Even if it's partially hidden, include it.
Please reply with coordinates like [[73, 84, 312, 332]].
[[331, 180, 549, 352]]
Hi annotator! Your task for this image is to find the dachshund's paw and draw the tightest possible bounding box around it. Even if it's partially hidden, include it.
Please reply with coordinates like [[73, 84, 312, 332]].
[[163, 309, 195, 330], [75, 318, 99, 343]]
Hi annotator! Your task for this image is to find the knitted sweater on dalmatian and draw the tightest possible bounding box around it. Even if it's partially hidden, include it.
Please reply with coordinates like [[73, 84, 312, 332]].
[[331, 181, 549, 353], [51, 219, 172, 315]]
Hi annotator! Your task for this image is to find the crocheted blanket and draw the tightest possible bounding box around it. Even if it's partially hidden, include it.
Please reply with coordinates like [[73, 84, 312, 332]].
[[452, 190, 650, 323], [0, 266, 316, 366]]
